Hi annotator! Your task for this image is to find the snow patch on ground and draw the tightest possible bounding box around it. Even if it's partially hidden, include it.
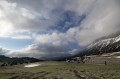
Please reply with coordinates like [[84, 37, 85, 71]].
[[24, 63, 40, 68], [115, 56, 120, 58]]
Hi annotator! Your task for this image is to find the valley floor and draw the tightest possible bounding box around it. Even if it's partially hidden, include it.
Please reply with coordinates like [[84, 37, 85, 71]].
[[0, 58, 120, 79]]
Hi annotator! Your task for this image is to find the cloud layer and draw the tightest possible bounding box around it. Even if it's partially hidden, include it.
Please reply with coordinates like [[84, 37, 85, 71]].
[[0, 0, 120, 59]]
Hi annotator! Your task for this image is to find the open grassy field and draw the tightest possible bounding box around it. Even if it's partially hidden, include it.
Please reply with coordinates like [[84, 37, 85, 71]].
[[0, 61, 120, 79]]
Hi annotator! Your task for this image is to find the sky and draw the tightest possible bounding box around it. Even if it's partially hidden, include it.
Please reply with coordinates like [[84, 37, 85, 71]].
[[0, 0, 120, 59]]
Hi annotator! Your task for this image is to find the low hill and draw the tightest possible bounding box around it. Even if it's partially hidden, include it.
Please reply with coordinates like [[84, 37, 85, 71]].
[[0, 55, 41, 65]]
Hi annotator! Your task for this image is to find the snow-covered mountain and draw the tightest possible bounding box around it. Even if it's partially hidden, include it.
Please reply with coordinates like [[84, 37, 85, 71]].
[[81, 32, 120, 56]]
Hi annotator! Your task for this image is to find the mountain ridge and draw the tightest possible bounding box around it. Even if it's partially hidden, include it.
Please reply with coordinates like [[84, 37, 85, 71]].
[[77, 32, 120, 56]]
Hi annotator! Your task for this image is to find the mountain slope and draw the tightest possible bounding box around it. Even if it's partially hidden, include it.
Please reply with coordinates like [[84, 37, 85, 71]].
[[79, 32, 120, 56]]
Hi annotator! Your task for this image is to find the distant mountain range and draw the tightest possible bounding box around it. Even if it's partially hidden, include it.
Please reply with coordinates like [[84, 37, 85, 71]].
[[78, 32, 120, 56]]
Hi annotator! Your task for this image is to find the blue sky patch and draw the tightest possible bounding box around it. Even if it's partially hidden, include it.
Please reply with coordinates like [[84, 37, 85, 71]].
[[50, 11, 86, 32]]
